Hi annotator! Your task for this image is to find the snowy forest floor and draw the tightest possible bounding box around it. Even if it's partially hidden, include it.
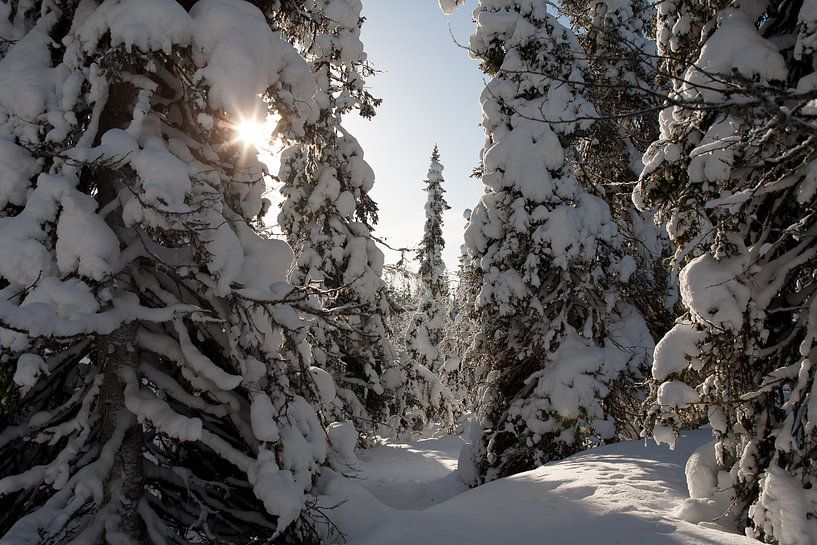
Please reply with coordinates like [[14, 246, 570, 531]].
[[317, 429, 761, 545]]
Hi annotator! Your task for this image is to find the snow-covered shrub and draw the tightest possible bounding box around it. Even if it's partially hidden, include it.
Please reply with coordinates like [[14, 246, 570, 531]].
[[636, 0, 817, 541], [0, 1, 337, 542]]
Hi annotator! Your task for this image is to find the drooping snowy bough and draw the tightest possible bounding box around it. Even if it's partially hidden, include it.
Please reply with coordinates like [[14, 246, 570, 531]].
[[460, 0, 653, 484], [0, 1, 337, 543], [636, 0, 817, 542]]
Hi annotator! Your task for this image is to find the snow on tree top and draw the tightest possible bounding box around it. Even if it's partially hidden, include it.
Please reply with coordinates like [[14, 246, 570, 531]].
[[190, 0, 317, 123], [76, 0, 194, 54], [685, 9, 787, 102], [76, 0, 318, 126]]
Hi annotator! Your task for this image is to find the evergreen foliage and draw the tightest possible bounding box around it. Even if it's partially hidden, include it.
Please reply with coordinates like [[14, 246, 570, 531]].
[[405, 146, 450, 375], [443, 236, 483, 406], [4, 1, 817, 543], [416, 145, 451, 312], [559, 0, 674, 343]]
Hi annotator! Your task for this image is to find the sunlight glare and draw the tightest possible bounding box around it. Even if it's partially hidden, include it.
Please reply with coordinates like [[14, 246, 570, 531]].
[[235, 117, 275, 151], [232, 114, 285, 220], [233, 113, 283, 171]]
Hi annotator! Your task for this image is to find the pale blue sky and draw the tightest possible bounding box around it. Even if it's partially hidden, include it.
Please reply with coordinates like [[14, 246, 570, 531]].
[[344, 0, 484, 273]]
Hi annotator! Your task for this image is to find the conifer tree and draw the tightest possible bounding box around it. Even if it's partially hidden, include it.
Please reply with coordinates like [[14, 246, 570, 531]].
[[556, 0, 671, 434], [417, 146, 451, 311], [405, 146, 450, 376], [636, 1, 817, 541], [0, 1, 336, 542], [274, 0, 404, 438], [401, 146, 458, 428], [460, 0, 654, 484]]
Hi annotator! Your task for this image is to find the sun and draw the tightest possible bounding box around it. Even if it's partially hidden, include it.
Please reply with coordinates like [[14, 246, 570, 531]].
[[232, 113, 285, 182], [232, 114, 284, 171], [235, 117, 275, 151]]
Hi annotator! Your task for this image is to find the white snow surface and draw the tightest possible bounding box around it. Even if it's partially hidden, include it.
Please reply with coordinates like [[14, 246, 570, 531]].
[[309, 365, 337, 403], [77, 0, 193, 54], [317, 430, 760, 545], [680, 254, 749, 332], [687, 9, 787, 99], [333, 431, 469, 511]]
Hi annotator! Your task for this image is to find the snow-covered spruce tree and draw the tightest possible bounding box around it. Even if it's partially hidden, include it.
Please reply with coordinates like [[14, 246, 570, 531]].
[[0, 1, 337, 543], [551, 0, 671, 436], [401, 146, 459, 428], [416, 145, 451, 324], [460, 0, 654, 484], [558, 0, 674, 339], [635, 0, 817, 541], [274, 0, 403, 438]]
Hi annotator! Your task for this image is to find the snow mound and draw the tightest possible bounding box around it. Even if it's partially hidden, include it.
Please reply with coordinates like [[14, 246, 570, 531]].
[[318, 430, 760, 545]]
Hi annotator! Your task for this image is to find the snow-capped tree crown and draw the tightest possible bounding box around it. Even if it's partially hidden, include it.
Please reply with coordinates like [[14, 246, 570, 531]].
[[417, 144, 450, 304]]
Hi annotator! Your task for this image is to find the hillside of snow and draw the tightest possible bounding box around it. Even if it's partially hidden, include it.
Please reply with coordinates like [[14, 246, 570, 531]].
[[318, 429, 759, 545]]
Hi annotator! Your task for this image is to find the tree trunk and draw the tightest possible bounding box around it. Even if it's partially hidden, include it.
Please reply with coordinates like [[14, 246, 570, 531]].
[[98, 320, 145, 544]]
